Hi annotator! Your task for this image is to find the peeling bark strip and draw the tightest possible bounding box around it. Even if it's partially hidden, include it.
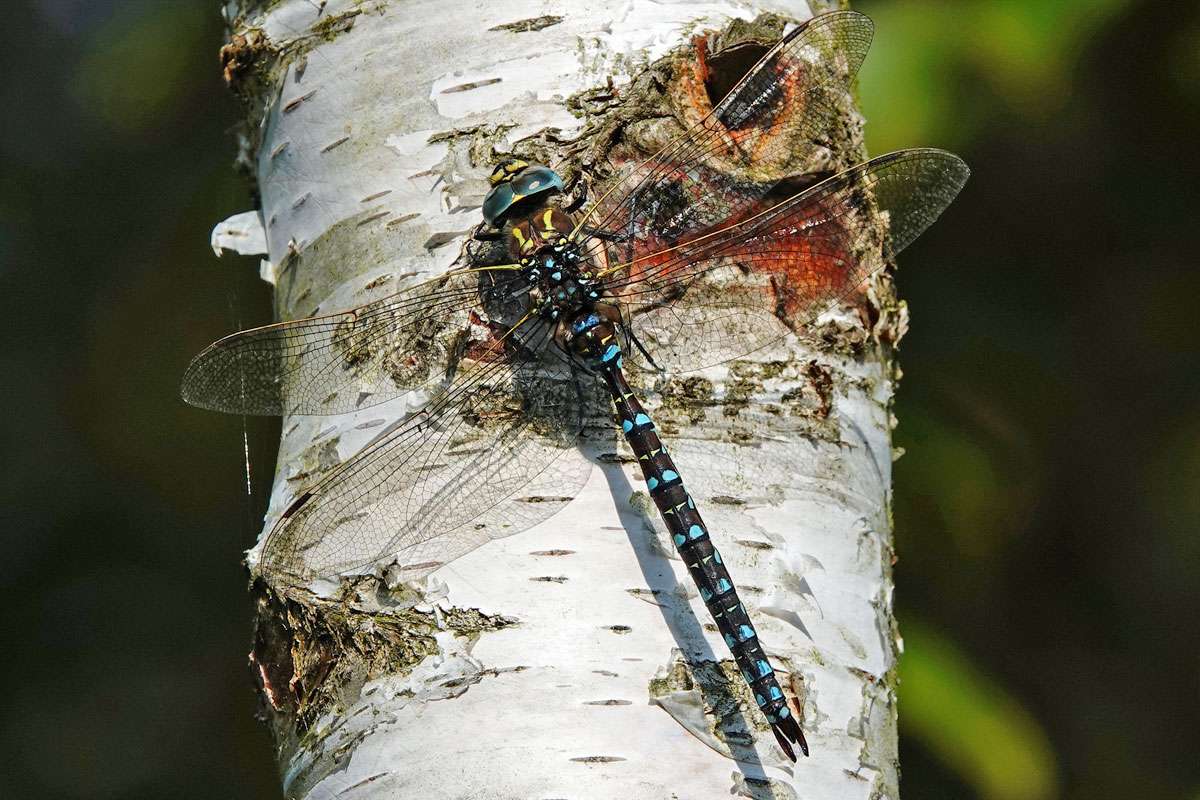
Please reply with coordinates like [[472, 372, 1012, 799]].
[[489, 16, 565, 34], [220, 0, 901, 797]]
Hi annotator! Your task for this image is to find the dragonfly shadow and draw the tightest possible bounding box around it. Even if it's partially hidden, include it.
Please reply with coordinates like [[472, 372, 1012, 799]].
[[593, 454, 778, 780]]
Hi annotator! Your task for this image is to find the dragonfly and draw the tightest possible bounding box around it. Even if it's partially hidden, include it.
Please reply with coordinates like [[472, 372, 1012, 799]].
[[182, 10, 967, 762]]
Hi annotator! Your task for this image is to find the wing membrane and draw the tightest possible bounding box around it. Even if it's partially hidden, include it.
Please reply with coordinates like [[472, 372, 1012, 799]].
[[624, 290, 791, 373], [608, 149, 970, 370], [181, 267, 525, 416], [574, 10, 873, 260], [259, 320, 595, 582]]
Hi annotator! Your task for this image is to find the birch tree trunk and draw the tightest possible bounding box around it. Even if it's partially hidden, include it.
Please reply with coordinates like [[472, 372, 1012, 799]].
[[215, 1, 903, 797]]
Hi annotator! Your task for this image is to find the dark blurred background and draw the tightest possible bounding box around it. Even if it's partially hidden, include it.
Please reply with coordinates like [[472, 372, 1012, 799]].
[[1, 0, 1195, 798]]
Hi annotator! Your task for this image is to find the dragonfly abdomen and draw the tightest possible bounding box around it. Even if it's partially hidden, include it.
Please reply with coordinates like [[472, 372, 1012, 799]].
[[600, 359, 809, 760]]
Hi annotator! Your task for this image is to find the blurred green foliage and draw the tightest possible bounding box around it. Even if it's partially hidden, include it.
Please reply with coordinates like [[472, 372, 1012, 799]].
[[1, 2, 278, 798], [74, 3, 208, 135], [0, 1, 1195, 798], [900, 619, 1057, 800], [856, 0, 1200, 798], [858, 0, 1131, 153]]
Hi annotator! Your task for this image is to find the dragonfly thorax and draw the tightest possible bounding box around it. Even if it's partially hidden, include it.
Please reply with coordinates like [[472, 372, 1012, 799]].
[[522, 241, 602, 322]]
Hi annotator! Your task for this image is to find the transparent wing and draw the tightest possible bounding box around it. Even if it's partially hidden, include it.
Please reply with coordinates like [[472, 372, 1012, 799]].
[[623, 287, 791, 373], [180, 266, 525, 416], [606, 149, 970, 371], [259, 319, 598, 582], [572, 10, 873, 260]]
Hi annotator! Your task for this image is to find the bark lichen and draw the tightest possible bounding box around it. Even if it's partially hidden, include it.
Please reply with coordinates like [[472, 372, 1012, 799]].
[[251, 581, 516, 739]]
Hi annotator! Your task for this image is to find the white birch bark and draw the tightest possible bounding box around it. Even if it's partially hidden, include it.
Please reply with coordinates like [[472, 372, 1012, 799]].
[[218, 1, 903, 797]]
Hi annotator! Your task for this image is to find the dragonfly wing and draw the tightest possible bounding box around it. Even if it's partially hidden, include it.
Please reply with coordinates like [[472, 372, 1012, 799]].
[[624, 284, 791, 373], [181, 267, 525, 416], [259, 319, 595, 583], [608, 149, 970, 372], [575, 10, 873, 259]]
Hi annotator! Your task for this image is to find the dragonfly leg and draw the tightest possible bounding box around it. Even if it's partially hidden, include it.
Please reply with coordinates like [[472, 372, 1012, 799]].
[[563, 180, 588, 213], [624, 323, 663, 373]]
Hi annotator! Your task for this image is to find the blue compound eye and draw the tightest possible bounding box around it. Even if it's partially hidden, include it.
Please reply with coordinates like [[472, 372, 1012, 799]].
[[514, 166, 564, 196]]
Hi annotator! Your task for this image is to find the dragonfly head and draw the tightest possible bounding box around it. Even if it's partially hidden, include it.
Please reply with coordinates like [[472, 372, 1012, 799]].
[[483, 160, 565, 226]]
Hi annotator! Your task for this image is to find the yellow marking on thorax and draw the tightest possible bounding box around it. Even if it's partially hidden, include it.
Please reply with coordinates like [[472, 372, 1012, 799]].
[[511, 227, 528, 250]]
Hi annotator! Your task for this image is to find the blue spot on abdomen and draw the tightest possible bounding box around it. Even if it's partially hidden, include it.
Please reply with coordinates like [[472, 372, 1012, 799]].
[[572, 313, 599, 334]]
